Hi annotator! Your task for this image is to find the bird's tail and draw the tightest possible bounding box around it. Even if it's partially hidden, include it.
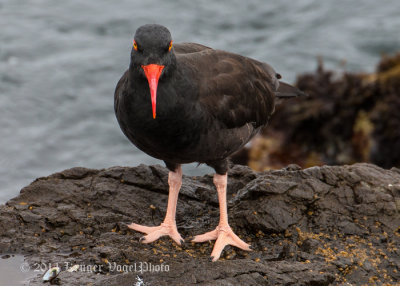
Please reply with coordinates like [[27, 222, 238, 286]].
[[275, 81, 308, 98]]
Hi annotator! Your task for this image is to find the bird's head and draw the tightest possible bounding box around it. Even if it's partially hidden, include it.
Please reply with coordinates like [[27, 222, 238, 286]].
[[130, 24, 176, 119]]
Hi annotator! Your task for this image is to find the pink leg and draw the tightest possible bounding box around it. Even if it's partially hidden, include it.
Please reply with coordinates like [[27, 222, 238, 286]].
[[192, 173, 251, 261], [128, 166, 184, 245]]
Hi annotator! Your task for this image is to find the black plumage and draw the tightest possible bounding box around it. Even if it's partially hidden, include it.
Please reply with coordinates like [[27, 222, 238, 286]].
[[114, 24, 304, 174]]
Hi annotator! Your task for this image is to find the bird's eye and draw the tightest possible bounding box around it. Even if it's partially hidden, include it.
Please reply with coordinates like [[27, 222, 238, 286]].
[[133, 40, 138, 51], [168, 41, 173, 52]]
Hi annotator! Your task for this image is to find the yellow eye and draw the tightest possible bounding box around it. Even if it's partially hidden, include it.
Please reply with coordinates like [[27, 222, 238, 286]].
[[133, 40, 138, 51], [168, 41, 173, 52]]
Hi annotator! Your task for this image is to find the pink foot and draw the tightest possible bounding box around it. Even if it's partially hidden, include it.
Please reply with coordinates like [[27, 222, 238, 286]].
[[128, 222, 184, 245], [192, 225, 251, 261]]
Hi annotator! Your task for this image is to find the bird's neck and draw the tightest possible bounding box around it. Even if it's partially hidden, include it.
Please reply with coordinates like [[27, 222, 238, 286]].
[[127, 67, 149, 91], [126, 63, 182, 115]]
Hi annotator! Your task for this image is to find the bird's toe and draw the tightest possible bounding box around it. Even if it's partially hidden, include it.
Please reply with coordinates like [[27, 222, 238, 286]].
[[192, 229, 218, 243], [128, 223, 159, 234], [195, 225, 251, 261], [128, 221, 183, 246]]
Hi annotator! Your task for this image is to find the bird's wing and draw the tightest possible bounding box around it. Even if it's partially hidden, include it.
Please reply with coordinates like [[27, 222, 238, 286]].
[[178, 49, 278, 129], [174, 42, 212, 54], [114, 70, 128, 114]]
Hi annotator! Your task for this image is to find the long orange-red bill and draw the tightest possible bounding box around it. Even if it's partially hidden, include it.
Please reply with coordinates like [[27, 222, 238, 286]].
[[141, 64, 164, 119]]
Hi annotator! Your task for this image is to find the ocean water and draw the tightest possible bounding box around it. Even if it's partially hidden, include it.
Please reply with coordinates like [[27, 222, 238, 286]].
[[1, 0, 400, 203]]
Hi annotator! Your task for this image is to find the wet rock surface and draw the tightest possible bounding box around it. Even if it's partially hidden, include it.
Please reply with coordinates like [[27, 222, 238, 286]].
[[0, 163, 399, 285]]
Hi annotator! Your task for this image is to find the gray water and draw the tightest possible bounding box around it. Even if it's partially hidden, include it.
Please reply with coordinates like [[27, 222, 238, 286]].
[[1, 0, 400, 203], [0, 255, 36, 285]]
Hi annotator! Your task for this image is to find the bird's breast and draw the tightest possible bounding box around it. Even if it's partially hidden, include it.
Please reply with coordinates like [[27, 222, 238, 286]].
[[116, 85, 204, 161]]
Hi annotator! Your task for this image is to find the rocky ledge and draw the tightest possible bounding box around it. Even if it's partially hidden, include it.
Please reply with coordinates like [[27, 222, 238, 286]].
[[0, 163, 399, 285]]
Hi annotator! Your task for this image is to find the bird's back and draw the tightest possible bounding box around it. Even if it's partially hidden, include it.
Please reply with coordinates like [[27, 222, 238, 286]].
[[169, 44, 277, 161]]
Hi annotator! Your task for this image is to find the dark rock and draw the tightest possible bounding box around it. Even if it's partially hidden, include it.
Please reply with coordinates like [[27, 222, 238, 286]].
[[0, 163, 399, 285], [300, 238, 320, 253]]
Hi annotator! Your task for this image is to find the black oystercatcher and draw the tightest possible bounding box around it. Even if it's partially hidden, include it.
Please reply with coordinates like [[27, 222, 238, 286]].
[[114, 24, 306, 261]]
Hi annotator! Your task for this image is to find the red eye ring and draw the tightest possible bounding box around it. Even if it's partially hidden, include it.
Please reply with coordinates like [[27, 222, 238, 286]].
[[133, 40, 138, 51]]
